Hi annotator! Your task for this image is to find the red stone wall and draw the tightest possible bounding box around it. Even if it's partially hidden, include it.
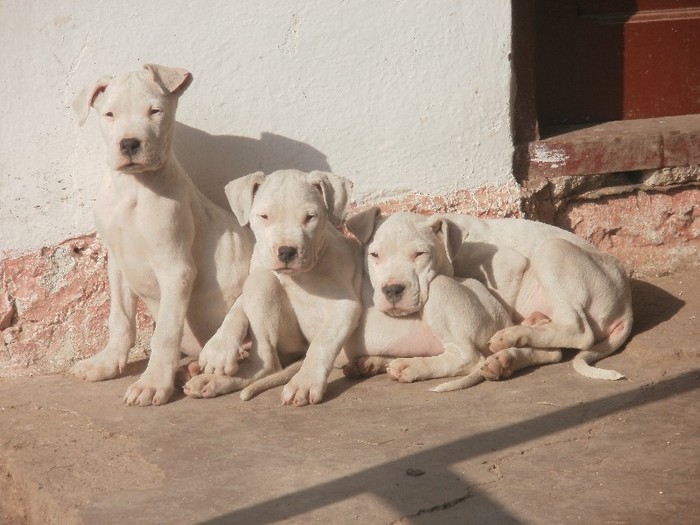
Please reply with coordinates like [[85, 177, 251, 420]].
[[0, 235, 152, 377]]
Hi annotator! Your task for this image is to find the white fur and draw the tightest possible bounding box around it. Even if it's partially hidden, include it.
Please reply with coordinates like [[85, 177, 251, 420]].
[[184, 169, 363, 406], [70, 64, 254, 406]]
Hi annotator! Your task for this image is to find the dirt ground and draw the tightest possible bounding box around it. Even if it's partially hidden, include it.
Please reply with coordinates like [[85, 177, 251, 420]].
[[1, 267, 699, 525]]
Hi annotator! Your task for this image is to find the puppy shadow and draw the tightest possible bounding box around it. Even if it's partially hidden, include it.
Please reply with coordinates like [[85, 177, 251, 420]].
[[120, 358, 149, 378], [174, 124, 332, 209], [324, 374, 371, 403], [629, 278, 685, 336]]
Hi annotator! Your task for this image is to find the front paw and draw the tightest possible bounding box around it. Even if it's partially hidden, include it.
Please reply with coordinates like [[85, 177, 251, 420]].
[[386, 359, 419, 383], [124, 373, 174, 406], [281, 371, 327, 406], [488, 327, 528, 352], [198, 340, 248, 376], [71, 352, 125, 382]]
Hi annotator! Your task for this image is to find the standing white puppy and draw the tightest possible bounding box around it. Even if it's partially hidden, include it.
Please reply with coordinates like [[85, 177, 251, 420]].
[[71, 64, 253, 406]]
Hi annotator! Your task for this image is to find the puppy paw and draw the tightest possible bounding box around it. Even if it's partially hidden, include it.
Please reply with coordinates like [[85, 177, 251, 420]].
[[175, 357, 201, 388], [124, 374, 174, 406], [488, 327, 528, 352], [342, 356, 390, 378], [198, 340, 248, 376], [386, 359, 419, 383], [71, 352, 125, 382], [281, 371, 327, 406], [481, 350, 515, 381], [183, 374, 226, 398]]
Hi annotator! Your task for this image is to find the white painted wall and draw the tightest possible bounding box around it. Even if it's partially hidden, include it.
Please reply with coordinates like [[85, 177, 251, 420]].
[[0, 0, 514, 255]]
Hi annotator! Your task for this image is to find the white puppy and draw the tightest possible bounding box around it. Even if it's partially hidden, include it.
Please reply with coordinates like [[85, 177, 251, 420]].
[[210, 210, 533, 397], [341, 210, 526, 391], [71, 64, 253, 406], [443, 213, 633, 381], [184, 169, 363, 406], [342, 208, 632, 389]]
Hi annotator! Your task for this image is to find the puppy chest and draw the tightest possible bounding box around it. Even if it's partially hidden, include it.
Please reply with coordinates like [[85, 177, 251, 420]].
[[360, 311, 445, 357]]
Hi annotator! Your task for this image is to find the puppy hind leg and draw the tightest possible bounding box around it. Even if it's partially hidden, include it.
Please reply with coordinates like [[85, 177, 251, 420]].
[[342, 356, 393, 378], [489, 302, 595, 352], [241, 268, 308, 394], [572, 317, 632, 381], [387, 344, 482, 384], [481, 347, 563, 381]]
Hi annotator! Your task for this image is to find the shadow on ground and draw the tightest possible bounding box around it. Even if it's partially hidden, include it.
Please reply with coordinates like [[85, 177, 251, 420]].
[[201, 370, 699, 525], [629, 278, 685, 336]]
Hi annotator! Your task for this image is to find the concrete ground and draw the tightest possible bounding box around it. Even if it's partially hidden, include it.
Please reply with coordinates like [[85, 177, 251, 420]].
[[1, 267, 699, 525]]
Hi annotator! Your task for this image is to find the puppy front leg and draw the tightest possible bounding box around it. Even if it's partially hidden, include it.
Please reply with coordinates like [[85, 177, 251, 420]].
[[124, 262, 195, 406], [282, 300, 361, 406], [71, 253, 137, 381], [199, 297, 250, 375]]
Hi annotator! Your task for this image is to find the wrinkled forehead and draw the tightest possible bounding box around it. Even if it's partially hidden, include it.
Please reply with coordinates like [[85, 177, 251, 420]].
[[100, 71, 165, 109], [373, 214, 432, 249], [254, 173, 325, 212]]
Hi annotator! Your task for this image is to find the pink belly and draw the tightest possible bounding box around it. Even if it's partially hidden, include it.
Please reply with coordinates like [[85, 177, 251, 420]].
[[352, 308, 445, 358], [515, 282, 553, 322]]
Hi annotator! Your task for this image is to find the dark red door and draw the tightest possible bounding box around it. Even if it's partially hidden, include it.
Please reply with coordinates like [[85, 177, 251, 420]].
[[535, 0, 700, 127]]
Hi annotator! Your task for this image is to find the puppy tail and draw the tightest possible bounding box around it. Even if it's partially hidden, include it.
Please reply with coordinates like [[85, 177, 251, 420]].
[[430, 368, 485, 393], [572, 313, 633, 381], [240, 360, 304, 401]]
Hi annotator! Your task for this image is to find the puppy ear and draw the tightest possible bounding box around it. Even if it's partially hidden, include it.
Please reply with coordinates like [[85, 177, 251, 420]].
[[72, 75, 112, 126], [307, 171, 354, 227], [143, 64, 193, 96], [429, 216, 464, 263], [225, 171, 266, 226], [347, 207, 382, 244]]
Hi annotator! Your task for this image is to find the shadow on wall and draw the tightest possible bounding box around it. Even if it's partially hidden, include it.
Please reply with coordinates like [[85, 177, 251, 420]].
[[174, 124, 332, 209]]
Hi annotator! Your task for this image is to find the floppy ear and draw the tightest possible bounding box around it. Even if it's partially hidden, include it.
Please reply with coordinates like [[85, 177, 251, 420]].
[[346, 207, 382, 244], [307, 171, 354, 227], [143, 64, 193, 96], [429, 216, 464, 263], [224, 171, 266, 226], [72, 75, 112, 126]]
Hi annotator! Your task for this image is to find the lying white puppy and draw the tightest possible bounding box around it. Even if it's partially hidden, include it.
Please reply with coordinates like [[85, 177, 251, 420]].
[[443, 212, 633, 382], [340, 210, 532, 391], [342, 208, 632, 389]]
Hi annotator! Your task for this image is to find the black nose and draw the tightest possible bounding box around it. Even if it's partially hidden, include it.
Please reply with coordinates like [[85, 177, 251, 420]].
[[382, 283, 405, 303], [120, 138, 141, 157], [277, 246, 298, 264]]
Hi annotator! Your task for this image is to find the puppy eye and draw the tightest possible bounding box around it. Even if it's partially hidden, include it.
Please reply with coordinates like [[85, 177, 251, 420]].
[[304, 213, 317, 224], [258, 213, 269, 221], [414, 251, 428, 260], [149, 108, 162, 116], [369, 252, 379, 259], [104, 111, 114, 118]]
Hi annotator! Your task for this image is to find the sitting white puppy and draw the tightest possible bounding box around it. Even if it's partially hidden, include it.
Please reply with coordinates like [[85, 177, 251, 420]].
[[71, 64, 254, 406], [184, 169, 363, 406]]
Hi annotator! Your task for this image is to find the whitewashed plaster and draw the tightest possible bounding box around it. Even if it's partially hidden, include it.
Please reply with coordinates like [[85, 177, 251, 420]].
[[0, 0, 514, 255]]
